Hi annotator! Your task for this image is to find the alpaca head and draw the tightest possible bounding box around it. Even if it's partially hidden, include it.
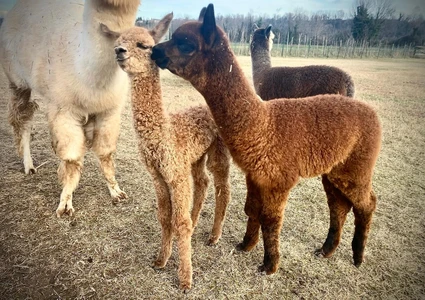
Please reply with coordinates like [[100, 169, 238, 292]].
[[251, 25, 275, 53], [101, 13, 173, 76], [151, 4, 227, 85]]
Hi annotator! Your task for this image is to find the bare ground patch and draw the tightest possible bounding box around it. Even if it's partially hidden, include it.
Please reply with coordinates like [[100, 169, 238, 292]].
[[0, 57, 424, 299]]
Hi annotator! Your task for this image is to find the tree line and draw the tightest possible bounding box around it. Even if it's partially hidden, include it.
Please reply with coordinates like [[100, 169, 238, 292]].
[[136, 0, 424, 48]]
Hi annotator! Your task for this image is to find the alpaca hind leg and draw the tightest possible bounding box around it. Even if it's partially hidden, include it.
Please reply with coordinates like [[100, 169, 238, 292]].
[[190, 155, 209, 228], [170, 175, 193, 291], [258, 189, 289, 274], [205, 141, 231, 245], [351, 190, 377, 267], [91, 110, 127, 202], [236, 175, 262, 252], [7, 83, 38, 174], [49, 107, 86, 217], [152, 173, 173, 268], [315, 174, 352, 258]]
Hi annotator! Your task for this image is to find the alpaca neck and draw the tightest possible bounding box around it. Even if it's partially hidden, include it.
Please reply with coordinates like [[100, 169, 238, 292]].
[[194, 43, 265, 143], [76, 0, 139, 88], [130, 68, 169, 147], [251, 45, 272, 83]]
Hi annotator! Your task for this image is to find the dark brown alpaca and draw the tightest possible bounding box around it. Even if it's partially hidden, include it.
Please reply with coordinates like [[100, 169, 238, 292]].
[[152, 4, 381, 276], [251, 24, 355, 100]]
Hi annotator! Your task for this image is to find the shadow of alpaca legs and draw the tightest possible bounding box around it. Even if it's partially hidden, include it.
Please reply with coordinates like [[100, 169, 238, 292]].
[[316, 174, 353, 258]]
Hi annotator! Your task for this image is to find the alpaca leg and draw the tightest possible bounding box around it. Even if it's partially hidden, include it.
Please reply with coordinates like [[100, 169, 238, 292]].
[[91, 110, 127, 202], [190, 155, 209, 229], [351, 190, 377, 267], [258, 189, 289, 275], [205, 141, 231, 245], [152, 173, 173, 268], [7, 83, 38, 174], [49, 108, 86, 217], [170, 175, 193, 291], [315, 174, 353, 258], [236, 175, 262, 251]]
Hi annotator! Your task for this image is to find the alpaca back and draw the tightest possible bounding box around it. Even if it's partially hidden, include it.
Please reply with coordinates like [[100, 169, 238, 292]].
[[255, 65, 355, 100], [0, 0, 137, 114]]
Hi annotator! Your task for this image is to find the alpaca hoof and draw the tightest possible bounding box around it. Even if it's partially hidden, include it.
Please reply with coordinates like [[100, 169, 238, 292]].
[[236, 242, 250, 252], [258, 263, 277, 275], [56, 205, 75, 218], [111, 189, 128, 204], [179, 282, 191, 293], [353, 257, 364, 268], [152, 259, 167, 269], [314, 248, 325, 258], [207, 235, 220, 246], [24, 165, 37, 175]]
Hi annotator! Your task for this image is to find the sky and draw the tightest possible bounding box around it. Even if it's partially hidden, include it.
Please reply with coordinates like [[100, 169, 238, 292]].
[[1, 0, 424, 19]]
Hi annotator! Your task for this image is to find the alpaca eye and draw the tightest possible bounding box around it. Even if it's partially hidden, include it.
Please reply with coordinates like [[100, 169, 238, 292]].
[[137, 42, 150, 50], [177, 43, 195, 54]]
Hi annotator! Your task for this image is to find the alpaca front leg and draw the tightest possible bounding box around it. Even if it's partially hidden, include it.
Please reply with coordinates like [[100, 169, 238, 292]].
[[152, 174, 173, 268], [49, 108, 86, 217], [170, 177, 193, 292], [91, 110, 127, 202], [237, 175, 261, 251], [258, 189, 289, 274], [190, 156, 209, 228]]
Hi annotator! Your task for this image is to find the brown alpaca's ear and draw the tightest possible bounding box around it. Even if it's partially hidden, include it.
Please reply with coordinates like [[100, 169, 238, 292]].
[[201, 4, 217, 47], [150, 12, 173, 43], [100, 23, 121, 40], [265, 25, 272, 39], [198, 7, 207, 22]]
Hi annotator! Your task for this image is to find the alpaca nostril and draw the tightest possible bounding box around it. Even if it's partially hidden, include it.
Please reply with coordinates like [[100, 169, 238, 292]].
[[114, 46, 127, 55]]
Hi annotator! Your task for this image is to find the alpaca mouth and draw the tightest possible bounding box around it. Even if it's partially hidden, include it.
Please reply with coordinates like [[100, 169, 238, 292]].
[[153, 57, 169, 69], [116, 57, 129, 62]]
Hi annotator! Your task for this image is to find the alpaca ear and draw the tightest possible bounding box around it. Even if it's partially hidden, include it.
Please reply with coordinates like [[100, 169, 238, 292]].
[[201, 3, 218, 46], [198, 7, 207, 22], [150, 12, 173, 43], [252, 23, 259, 31], [100, 23, 121, 40], [265, 25, 272, 39]]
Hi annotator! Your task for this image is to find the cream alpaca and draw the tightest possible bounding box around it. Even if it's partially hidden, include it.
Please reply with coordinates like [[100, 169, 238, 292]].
[[103, 15, 231, 291], [0, 0, 140, 216]]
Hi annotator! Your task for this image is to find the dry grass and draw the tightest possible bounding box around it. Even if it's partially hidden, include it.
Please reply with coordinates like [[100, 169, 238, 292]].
[[1, 56, 424, 299]]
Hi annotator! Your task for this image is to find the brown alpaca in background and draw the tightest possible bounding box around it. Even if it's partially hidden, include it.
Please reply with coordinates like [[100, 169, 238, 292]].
[[0, 0, 141, 216], [152, 4, 381, 278], [251, 24, 355, 100], [102, 14, 231, 291]]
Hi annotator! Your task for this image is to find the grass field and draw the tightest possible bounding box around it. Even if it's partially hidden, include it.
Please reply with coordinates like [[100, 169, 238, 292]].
[[1, 56, 424, 299]]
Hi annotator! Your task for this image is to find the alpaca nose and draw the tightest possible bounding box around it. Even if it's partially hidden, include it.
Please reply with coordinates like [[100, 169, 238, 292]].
[[151, 46, 165, 60], [114, 46, 127, 55]]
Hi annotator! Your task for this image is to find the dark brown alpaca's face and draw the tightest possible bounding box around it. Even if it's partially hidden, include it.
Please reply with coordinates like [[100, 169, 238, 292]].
[[251, 25, 275, 52], [151, 4, 219, 85]]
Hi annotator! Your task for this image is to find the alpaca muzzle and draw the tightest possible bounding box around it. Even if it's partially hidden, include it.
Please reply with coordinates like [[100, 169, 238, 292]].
[[115, 46, 129, 61], [151, 46, 169, 69]]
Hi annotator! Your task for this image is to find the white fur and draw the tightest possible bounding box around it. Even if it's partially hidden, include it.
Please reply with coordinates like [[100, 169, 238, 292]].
[[0, 0, 140, 216]]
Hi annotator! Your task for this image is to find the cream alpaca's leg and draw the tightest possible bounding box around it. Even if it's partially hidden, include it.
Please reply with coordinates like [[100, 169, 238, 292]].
[[206, 142, 231, 245], [170, 175, 193, 291], [91, 110, 127, 202], [49, 107, 86, 217], [7, 83, 38, 174], [151, 172, 173, 268], [190, 155, 209, 228]]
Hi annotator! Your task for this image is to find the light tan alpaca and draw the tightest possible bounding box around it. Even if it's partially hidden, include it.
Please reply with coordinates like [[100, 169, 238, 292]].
[[102, 14, 231, 291], [0, 0, 140, 216]]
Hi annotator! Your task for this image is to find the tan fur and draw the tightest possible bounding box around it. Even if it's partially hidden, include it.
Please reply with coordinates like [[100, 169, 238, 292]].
[[111, 17, 231, 291], [251, 25, 355, 99], [152, 4, 382, 276], [0, 0, 140, 216]]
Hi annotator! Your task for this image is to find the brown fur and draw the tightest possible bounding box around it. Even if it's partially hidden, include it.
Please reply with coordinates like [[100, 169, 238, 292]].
[[109, 15, 231, 291], [152, 4, 381, 276], [251, 25, 355, 99]]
